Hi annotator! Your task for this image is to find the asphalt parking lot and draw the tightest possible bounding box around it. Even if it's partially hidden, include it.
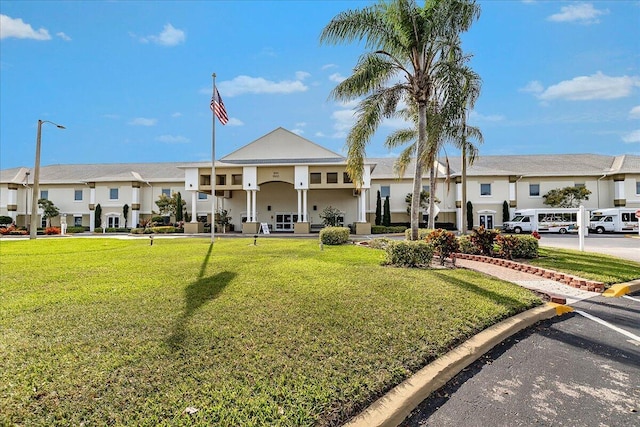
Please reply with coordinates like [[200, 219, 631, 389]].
[[535, 233, 640, 263]]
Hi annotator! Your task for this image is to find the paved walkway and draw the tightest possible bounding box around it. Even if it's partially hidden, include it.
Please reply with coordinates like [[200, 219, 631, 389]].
[[454, 258, 601, 304]]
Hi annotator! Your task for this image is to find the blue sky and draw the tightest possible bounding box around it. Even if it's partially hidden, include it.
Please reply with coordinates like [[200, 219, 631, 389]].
[[1, 0, 639, 170]]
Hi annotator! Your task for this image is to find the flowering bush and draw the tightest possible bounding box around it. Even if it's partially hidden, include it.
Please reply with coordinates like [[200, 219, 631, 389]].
[[470, 226, 500, 256], [425, 228, 459, 265], [45, 227, 61, 235], [531, 231, 541, 240]]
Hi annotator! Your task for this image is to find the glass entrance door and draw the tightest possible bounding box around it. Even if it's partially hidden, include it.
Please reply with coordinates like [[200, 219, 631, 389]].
[[479, 214, 494, 229], [275, 212, 298, 231]]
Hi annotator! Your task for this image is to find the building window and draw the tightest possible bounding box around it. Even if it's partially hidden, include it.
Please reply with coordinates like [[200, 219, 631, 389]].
[[74, 216, 82, 227], [423, 185, 430, 194], [575, 183, 585, 188], [529, 184, 540, 197], [310, 172, 321, 184], [107, 216, 120, 229], [480, 183, 492, 196], [343, 172, 352, 184], [74, 190, 83, 201], [636, 182, 640, 195], [380, 186, 390, 198], [198, 192, 208, 200], [200, 175, 211, 186], [40, 190, 48, 200], [232, 174, 242, 185], [327, 172, 338, 184], [216, 175, 226, 185], [110, 188, 119, 200], [162, 188, 171, 197]]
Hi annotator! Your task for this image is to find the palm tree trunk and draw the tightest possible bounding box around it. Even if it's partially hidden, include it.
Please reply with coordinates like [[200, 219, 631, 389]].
[[461, 140, 468, 235], [428, 164, 436, 229], [410, 102, 428, 240]]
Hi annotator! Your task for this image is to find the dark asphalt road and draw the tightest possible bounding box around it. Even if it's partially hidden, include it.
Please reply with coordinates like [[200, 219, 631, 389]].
[[401, 292, 640, 427]]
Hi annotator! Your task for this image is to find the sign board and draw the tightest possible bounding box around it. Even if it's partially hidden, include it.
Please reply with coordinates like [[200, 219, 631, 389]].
[[260, 222, 270, 234]]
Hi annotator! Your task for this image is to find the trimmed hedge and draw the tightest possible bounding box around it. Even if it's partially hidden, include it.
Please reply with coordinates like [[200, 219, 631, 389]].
[[371, 225, 407, 234], [511, 235, 539, 259], [319, 226, 350, 245], [384, 240, 434, 268], [404, 228, 432, 240]]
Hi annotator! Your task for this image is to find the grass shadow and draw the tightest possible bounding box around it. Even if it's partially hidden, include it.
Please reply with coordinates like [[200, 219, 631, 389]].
[[167, 243, 236, 349]]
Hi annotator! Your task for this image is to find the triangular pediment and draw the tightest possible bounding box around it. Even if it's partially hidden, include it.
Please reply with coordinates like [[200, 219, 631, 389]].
[[220, 127, 345, 164]]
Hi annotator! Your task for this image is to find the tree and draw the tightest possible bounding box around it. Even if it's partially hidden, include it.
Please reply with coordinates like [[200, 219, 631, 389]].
[[375, 190, 382, 225], [320, 206, 342, 227], [543, 187, 592, 208], [175, 192, 184, 222], [214, 208, 232, 233], [466, 200, 473, 231], [37, 199, 59, 227], [123, 204, 129, 228], [320, 0, 481, 240], [155, 192, 187, 219], [383, 196, 391, 226], [95, 203, 102, 229], [502, 200, 510, 223]]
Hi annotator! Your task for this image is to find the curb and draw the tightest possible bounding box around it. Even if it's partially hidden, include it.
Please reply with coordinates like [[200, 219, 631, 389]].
[[602, 279, 640, 297], [344, 302, 573, 427]]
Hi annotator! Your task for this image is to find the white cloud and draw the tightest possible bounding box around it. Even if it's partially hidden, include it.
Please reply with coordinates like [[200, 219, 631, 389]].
[[226, 117, 244, 126], [322, 64, 338, 70], [315, 131, 326, 137], [102, 114, 120, 120], [331, 109, 357, 132], [141, 23, 185, 46], [295, 71, 311, 81], [218, 75, 308, 97], [547, 3, 609, 25], [469, 111, 506, 122], [294, 122, 307, 127], [622, 130, 640, 143], [536, 72, 640, 101], [129, 117, 157, 126], [0, 15, 51, 40], [156, 134, 190, 144], [290, 129, 304, 135], [171, 112, 182, 118], [629, 106, 640, 119], [56, 32, 71, 41], [329, 73, 346, 83], [519, 80, 544, 94]]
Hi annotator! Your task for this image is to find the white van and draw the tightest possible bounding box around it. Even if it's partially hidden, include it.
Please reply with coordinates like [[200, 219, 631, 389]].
[[503, 208, 580, 234], [589, 208, 639, 233]]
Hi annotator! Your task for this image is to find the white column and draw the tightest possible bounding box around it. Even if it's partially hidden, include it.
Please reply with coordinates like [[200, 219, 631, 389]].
[[303, 189, 308, 222], [131, 185, 140, 228], [247, 190, 253, 222], [8, 187, 17, 222], [190, 191, 198, 223], [509, 182, 516, 203], [614, 180, 625, 202], [360, 189, 367, 222], [297, 190, 302, 222], [89, 186, 96, 231], [252, 190, 257, 222], [132, 210, 139, 228], [456, 207, 463, 232]]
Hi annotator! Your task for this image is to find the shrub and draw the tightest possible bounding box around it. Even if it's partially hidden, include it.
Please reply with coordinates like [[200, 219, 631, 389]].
[[151, 226, 178, 234], [372, 225, 407, 234], [66, 226, 87, 234], [130, 228, 145, 234], [384, 240, 434, 268], [457, 235, 480, 255], [495, 234, 519, 260], [512, 235, 539, 259], [368, 237, 392, 250], [470, 226, 500, 257], [425, 229, 459, 265], [319, 226, 350, 245], [44, 227, 60, 235], [0, 215, 13, 225], [404, 228, 432, 240]]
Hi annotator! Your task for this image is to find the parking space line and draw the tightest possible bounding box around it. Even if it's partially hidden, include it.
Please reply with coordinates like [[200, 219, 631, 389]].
[[622, 295, 640, 303], [574, 309, 640, 343]]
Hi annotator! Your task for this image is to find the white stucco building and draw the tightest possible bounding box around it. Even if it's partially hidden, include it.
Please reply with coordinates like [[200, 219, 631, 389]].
[[1, 128, 639, 234]]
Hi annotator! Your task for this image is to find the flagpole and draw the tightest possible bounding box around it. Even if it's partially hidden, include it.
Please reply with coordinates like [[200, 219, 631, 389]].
[[211, 73, 216, 243]]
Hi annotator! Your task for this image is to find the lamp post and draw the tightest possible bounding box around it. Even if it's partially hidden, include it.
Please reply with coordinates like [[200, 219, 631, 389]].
[[30, 119, 65, 240], [25, 171, 30, 227]]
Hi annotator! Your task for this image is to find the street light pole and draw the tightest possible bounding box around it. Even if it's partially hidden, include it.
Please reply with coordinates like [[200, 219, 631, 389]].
[[30, 119, 65, 240], [25, 171, 30, 227]]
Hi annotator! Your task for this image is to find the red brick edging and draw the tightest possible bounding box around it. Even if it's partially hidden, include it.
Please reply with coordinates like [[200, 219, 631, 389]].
[[454, 253, 605, 293]]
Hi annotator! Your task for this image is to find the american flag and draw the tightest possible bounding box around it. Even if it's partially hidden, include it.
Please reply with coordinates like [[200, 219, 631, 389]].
[[210, 87, 228, 125]]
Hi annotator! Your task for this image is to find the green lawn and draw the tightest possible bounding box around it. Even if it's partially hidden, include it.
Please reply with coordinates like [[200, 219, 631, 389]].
[[530, 247, 640, 285], [0, 237, 540, 426]]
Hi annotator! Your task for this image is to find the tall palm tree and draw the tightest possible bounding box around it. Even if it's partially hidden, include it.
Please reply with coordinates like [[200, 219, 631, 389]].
[[320, 0, 481, 240]]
